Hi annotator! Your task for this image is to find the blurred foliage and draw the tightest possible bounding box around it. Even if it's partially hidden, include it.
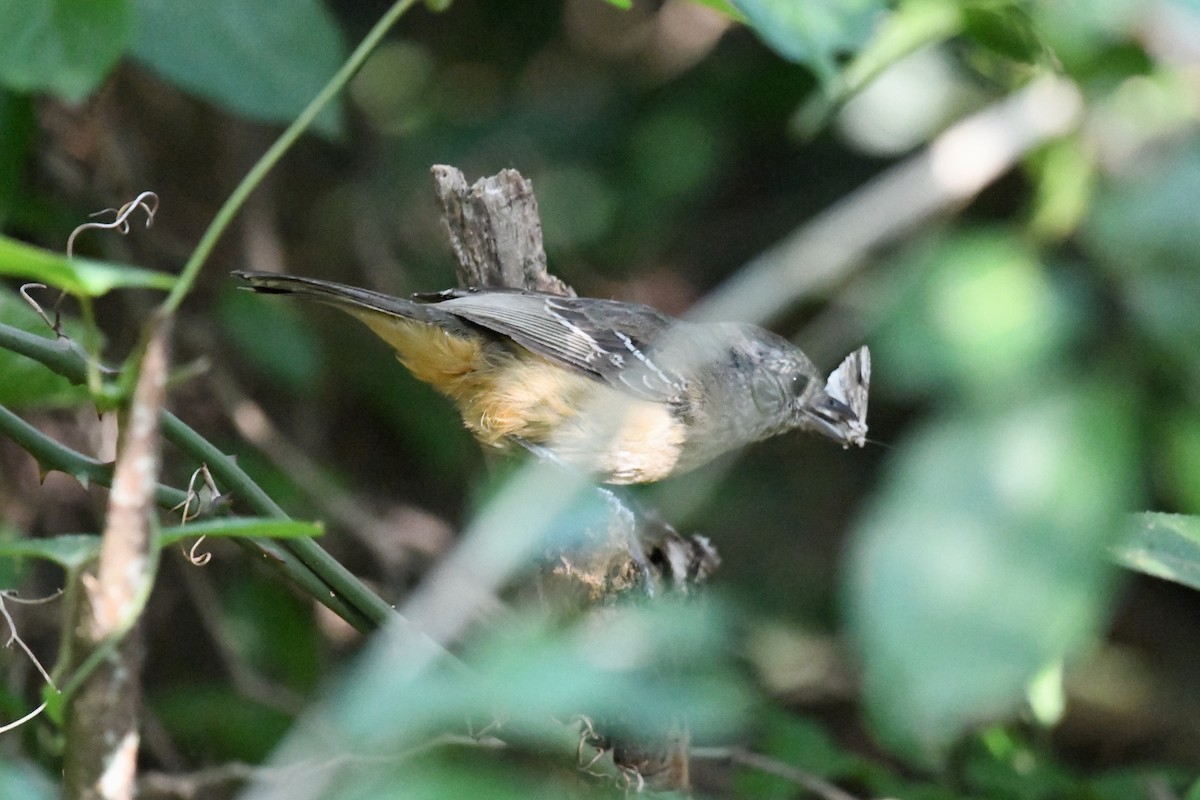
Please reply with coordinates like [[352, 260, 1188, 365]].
[[1, 0, 1200, 797], [128, 0, 347, 138]]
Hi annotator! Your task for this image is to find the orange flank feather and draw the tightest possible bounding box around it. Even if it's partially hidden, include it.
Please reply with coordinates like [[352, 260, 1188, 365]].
[[345, 304, 686, 482]]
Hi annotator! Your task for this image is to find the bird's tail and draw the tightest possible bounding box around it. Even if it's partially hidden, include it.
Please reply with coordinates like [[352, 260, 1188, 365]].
[[231, 271, 460, 328]]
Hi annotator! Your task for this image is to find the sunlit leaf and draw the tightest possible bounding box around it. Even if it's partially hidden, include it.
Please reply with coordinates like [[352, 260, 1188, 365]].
[[1113, 513, 1200, 592], [0, 0, 131, 102], [0, 235, 176, 296], [130, 0, 346, 138]]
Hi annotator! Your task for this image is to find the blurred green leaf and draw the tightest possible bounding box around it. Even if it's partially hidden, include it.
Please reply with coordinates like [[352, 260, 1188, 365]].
[[0, 759, 56, 800], [216, 284, 325, 393], [222, 572, 321, 690], [961, 2, 1050, 65], [129, 0, 346, 138], [875, 229, 1075, 399], [0, 534, 98, 571], [846, 384, 1135, 764], [0, 234, 176, 296], [793, 0, 963, 136], [0, 0, 131, 102], [1028, 137, 1096, 241], [1162, 412, 1200, 514], [1083, 141, 1200, 376], [732, 0, 883, 82], [690, 0, 747, 22], [306, 602, 746, 783], [1085, 141, 1200, 276], [1112, 513, 1200, 592], [0, 285, 91, 408], [152, 683, 292, 762]]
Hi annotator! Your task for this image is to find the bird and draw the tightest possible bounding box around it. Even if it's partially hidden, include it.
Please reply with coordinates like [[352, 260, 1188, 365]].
[[232, 271, 869, 485]]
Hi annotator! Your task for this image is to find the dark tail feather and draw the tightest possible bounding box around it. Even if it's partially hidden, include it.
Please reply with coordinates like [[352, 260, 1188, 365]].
[[231, 271, 458, 326]]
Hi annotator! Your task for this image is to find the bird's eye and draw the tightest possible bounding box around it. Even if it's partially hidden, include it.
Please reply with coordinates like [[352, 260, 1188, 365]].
[[789, 372, 812, 396]]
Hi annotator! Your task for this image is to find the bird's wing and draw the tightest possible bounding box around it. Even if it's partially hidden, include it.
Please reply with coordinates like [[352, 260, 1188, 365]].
[[436, 291, 689, 403]]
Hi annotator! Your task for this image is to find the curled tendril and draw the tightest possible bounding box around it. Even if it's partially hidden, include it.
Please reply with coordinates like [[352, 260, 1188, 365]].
[[18, 283, 63, 337], [66, 191, 160, 260], [187, 538, 212, 567], [172, 464, 223, 567]]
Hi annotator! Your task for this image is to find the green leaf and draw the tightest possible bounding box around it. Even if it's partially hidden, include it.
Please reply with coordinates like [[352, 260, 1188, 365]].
[[0, 235, 176, 297], [0, 285, 91, 408], [0, 519, 321, 568], [151, 683, 291, 762], [846, 385, 1135, 765], [690, 0, 747, 23], [732, 0, 883, 82], [331, 602, 746, 754], [159, 517, 323, 545], [216, 284, 325, 394], [0, 534, 101, 570], [792, 0, 963, 136], [1083, 140, 1200, 379], [961, 2, 1051, 65], [129, 0, 346, 138], [1112, 513, 1200, 592], [874, 229, 1076, 400], [0, 0, 131, 102]]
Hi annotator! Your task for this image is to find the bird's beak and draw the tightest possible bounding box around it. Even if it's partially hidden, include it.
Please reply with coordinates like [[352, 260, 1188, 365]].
[[802, 392, 864, 447]]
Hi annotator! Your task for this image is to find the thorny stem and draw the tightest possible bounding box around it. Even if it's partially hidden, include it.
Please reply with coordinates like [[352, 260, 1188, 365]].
[[0, 321, 390, 632]]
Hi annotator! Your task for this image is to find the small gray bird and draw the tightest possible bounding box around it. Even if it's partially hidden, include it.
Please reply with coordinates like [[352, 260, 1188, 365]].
[[233, 271, 869, 484]]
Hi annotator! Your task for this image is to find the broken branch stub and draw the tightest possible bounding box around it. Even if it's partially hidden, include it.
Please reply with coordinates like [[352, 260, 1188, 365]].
[[430, 165, 574, 296]]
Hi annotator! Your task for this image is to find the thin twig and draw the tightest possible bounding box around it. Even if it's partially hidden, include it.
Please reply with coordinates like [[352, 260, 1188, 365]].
[[0, 590, 61, 733], [691, 746, 863, 800], [0, 319, 394, 632]]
